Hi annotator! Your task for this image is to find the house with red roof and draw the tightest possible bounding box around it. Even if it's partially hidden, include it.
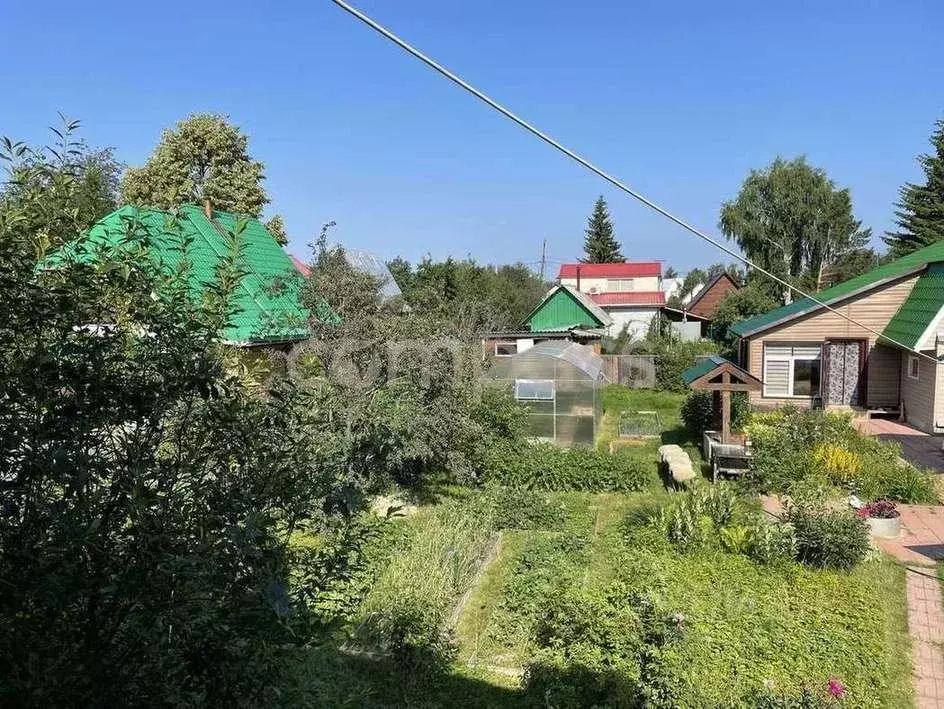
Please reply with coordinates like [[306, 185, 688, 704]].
[[557, 262, 666, 339]]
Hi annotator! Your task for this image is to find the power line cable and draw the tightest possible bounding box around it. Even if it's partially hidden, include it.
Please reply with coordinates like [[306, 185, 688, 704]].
[[330, 0, 935, 361]]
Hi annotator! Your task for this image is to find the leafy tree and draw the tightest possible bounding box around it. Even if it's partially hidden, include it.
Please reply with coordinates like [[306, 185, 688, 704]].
[[121, 113, 269, 217], [265, 213, 288, 246], [389, 256, 548, 330], [1, 117, 121, 237], [823, 247, 879, 286], [884, 118, 944, 257], [720, 157, 870, 303], [663, 266, 679, 279], [0, 123, 364, 707], [708, 282, 778, 350], [302, 240, 522, 489], [581, 195, 624, 263]]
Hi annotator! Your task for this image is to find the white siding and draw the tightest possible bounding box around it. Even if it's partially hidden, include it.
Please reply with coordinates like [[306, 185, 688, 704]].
[[606, 307, 659, 339], [560, 275, 660, 293]]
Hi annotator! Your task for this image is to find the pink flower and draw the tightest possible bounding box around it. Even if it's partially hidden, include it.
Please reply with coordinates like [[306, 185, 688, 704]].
[[827, 678, 846, 699]]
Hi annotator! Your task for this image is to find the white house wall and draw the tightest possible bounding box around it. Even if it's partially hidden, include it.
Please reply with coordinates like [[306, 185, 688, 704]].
[[605, 307, 659, 339], [560, 276, 660, 293]]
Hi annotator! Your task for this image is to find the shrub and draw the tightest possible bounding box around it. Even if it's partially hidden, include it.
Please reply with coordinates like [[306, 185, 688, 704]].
[[482, 441, 651, 492], [785, 504, 869, 570], [628, 338, 719, 392], [681, 391, 715, 435], [814, 444, 861, 486], [747, 522, 798, 566], [660, 484, 740, 552]]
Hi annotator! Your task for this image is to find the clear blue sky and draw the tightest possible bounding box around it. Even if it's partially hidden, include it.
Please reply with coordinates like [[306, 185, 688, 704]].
[[2, 0, 942, 274]]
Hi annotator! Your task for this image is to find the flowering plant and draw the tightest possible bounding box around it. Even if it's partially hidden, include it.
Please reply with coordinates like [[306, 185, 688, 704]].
[[857, 500, 899, 519]]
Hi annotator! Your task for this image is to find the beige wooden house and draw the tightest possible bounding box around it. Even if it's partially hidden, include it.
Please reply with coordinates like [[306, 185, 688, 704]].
[[731, 242, 944, 433]]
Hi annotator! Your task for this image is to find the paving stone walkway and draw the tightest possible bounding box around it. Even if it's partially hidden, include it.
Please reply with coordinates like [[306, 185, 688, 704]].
[[855, 418, 944, 472], [868, 506, 944, 707], [906, 567, 944, 708]]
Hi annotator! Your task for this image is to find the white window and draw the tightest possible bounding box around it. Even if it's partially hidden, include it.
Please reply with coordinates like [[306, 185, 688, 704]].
[[908, 355, 920, 380], [514, 379, 555, 401], [606, 279, 635, 292], [494, 341, 517, 357], [763, 345, 822, 398]]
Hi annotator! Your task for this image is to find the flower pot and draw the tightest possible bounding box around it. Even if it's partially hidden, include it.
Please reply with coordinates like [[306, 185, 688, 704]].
[[865, 516, 901, 539]]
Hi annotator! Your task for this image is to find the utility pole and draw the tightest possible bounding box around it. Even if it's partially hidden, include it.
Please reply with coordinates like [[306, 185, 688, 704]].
[[539, 239, 547, 282]]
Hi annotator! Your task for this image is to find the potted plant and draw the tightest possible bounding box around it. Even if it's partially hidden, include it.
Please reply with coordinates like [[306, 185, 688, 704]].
[[857, 500, 901, 538]]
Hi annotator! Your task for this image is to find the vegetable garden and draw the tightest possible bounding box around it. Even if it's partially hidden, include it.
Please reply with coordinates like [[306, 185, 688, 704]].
[[299, 387, 923, 708]]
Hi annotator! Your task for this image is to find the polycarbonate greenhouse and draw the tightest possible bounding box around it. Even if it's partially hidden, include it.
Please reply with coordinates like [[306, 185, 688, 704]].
[[482, 341, 606, 447]]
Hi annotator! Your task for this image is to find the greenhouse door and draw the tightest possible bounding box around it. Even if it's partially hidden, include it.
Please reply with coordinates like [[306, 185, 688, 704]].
[[823, 340, 865, 406]]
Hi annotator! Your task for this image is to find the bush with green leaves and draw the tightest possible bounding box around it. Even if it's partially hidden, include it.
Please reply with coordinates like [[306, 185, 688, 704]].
[[0, 124, 371, 707], [681, 390, 715, 435], [627, 337, 719, 392], [748, 408, 938, 504], [786, 504, 870, 571], [659, 483, 740, 552], [748, 522, 798, 567], [482, 440, 652, 492], [681, 390, 751, 436]]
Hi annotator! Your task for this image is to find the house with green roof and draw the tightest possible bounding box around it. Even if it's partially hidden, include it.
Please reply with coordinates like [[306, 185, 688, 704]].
[[731, 240, 944, 432], [53, 204, 313, 346], [482, 284, 613, 357]]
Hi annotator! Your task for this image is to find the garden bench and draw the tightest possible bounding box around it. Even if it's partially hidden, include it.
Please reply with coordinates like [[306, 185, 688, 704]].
[[709, 443, 753, 482], [658, 444, 695, 486]]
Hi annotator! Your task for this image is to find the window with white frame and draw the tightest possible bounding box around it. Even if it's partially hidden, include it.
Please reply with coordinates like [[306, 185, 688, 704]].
[[605, 278, 636, 292], [514, 379, 555, 401], [763, 345, 822, 398], [494, 341, 517, 357], [908, 355, 920, 380]]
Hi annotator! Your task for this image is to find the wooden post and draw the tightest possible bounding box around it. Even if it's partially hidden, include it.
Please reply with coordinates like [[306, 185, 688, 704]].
[[721, 371, 731, 444]]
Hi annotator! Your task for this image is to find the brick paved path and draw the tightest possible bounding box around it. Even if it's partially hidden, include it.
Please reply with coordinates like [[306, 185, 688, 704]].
[[907, 567, 944, 708]]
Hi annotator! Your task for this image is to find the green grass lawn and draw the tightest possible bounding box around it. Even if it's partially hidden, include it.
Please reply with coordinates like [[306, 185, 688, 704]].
[[454, 490, 914, 708]]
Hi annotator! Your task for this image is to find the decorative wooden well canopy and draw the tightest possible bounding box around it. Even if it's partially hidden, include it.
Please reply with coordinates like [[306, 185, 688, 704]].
[[681, 355, 762, 443]]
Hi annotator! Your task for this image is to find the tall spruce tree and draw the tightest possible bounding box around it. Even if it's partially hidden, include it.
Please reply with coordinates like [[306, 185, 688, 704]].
[[581, 195, 625, 263], [884, 118, 944, 257]]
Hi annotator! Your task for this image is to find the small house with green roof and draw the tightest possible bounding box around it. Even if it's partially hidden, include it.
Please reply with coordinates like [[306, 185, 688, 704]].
[[731, 240, 944, 432], [53, 203, 314, 346], [482, 284, 612, 357]]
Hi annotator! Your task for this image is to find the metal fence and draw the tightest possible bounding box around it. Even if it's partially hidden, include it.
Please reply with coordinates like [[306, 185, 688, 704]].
[[600, 355, 657, 388]]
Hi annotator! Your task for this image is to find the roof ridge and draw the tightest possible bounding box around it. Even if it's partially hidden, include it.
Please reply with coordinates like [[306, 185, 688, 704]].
[[732, 241, 944, 337]]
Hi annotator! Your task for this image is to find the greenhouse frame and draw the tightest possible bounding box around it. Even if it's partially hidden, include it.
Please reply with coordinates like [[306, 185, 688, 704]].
[[482, 341, 606, 447]]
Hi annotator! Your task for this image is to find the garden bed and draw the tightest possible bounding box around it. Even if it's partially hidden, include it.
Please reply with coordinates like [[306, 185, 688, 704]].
[[453, 489, 914, 707]]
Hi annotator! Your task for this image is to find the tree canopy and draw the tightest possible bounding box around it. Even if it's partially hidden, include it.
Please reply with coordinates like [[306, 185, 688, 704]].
[[581, 195, 625, 263], [884, 118, 944, 257], [0, 117, 121, 239], [388, 256, 548, 330], [720, 156, 870, 303], [121, 113, 269, 217]]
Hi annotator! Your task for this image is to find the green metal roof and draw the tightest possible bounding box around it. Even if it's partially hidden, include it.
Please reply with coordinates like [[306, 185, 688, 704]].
[[880, 263, 944, 349], [525, 285, 611, 332], [731, 238, 944, 337], [681, 355, 729, 385], [52, 205, 315, 345]]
